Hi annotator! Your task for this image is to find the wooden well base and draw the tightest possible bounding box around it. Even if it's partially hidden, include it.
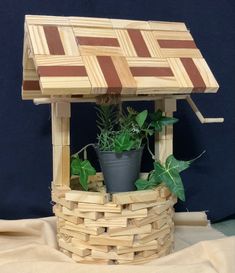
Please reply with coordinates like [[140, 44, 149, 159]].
[[52, 176, 176, 265]]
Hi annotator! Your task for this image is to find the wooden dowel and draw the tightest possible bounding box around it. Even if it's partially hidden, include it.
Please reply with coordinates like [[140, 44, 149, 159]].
[[186, 96, 224, 124], [33, 95, 187, 105]]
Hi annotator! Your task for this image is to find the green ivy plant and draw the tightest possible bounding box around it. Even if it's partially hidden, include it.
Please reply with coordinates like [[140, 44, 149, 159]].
[[70, 146, 96, 191], [135, 152, 205, 201], [70, 103, 202, 198], [96, 105, 178, 154]]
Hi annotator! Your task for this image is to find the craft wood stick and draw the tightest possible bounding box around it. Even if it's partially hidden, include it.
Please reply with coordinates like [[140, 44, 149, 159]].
[[33, 95, 188, 105], [116, 240, 159, 254], [65, 190, 109, 204], [77, 202, 122, 213], [186, 96, 224, 124], [60, 228, 89, 242], [72, 254, 114, 264], [58, 239, 91, 257], [89, 233, 134, 247], [112, 190, 159, 205], [173, 211, 209, 226], [72, 238, 110, 252], [64, 222, 105, 235]]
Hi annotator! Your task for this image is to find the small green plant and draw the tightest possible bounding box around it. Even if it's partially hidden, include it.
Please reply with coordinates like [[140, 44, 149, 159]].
[[135, 152, 205, 201], [96, 105, 178, 154], [70, 103, 202, 199]]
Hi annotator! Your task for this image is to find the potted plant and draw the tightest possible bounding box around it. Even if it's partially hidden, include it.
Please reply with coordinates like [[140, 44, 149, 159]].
[[71, 104, 178, 193]]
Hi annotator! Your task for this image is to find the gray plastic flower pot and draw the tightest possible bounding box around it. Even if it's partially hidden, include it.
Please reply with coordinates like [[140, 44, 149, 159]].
[[95, 146, 144, 193]]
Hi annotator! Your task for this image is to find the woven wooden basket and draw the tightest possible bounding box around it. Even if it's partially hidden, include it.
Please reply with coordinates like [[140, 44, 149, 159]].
[[52, 173, 176, 265]]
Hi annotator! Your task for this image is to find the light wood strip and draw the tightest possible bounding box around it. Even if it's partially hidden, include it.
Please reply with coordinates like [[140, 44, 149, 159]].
[[72, 238, 109, 252], [111, 56, 136, 94], [77, 203, 122, 213], [167, 58, 193, 91], [148, 21, 188, 31], [108, 224, 152, 236], [52, 145, 70, 187], [64, 222, 105, 235], [135, 76, 181, 94], [116, 240, 159, 254], [126, 57, 169, 67], [65, 190, 108, 204], [51, 103, 70, 145], [73, 27, 116, 38], [26, 15, 69, 26], [59, 239, 91, 257], [79, 45, 123, 56], [60, 228, 89, 241], [89, 233, 134, 247], [28, 25, 50, 55], [115, 29, 137, 57], [105, 208, 148, 219], [160, 48, 202, 58], [35, 55, 84, 66], [91, 249, 134, 261], [111, 19, 150, 30], [58, 27, 80, 56], [69, 17, 112, 28], [141, 31, 162, 57], [72, 254, 113, 264], [193, 58, 219, 92], [153, 30, 193, 40], [82, 55, 107, 94], [40, 76, 91, 95], [113, 190, 159, 205], [84, 217, 128, 228]]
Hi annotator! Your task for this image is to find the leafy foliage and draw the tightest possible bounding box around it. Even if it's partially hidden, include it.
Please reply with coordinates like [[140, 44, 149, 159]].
[[149, 109, 178, 132], [71, 155, 96, 191], [96, 106, 178, 153], [135, 152, 205, 201]]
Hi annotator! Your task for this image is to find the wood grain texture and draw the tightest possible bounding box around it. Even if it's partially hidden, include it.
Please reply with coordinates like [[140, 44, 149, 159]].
[[53, 180, 175, 264], [23, 15, 219, 98]]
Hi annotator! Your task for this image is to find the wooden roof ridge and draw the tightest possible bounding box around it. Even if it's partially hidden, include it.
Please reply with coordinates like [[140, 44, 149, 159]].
[[22, 15, 219, 100]]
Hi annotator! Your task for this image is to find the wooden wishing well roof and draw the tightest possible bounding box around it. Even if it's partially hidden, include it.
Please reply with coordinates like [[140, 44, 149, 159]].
[[22, 15, 219, 100]]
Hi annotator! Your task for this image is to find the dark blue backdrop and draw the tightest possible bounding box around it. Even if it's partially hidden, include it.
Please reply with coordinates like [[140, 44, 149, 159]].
[[0, 0, 234, 222]]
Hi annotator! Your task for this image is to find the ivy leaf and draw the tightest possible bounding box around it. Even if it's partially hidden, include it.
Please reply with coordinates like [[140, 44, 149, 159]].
[[135, 175, 161, 190], [149, 110, 163, 121], [160, 117, 179, 126], [80, 160, 96, 176], [71, 157, 82, 175], [135, 110, 148, 128], [80, 168, 88, 191], [70, 157, 96, 191], [150, 121, 163, 132], [114, 131, 135, 152], [165, 155, 190, 173], [154, 161, 185, 201], [149, 110, 178, 133]]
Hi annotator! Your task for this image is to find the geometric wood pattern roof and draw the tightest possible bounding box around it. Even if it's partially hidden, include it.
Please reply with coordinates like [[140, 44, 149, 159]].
[[22, 15, 219, 100]]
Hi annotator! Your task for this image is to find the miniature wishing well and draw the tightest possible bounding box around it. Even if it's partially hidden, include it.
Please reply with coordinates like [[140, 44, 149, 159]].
[[22, 15, 223, 264]]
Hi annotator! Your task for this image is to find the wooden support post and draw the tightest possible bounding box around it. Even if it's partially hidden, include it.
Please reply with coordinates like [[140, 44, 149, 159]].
[[154, 98, 177, 162], [51, 102, 71, 188]]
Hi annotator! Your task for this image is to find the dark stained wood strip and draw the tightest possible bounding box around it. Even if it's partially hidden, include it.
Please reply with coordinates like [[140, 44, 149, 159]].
[[127, 29, 151, 57], [76, 37, 120, 47], [38, 66, 87, 77], [23, 80, 40, 90], [43, 26, 65, 55], [97, 56, 122, 93], [158, 40, 197, 49], [130, 67, 173, 77], [180, 58, 206, 92]]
